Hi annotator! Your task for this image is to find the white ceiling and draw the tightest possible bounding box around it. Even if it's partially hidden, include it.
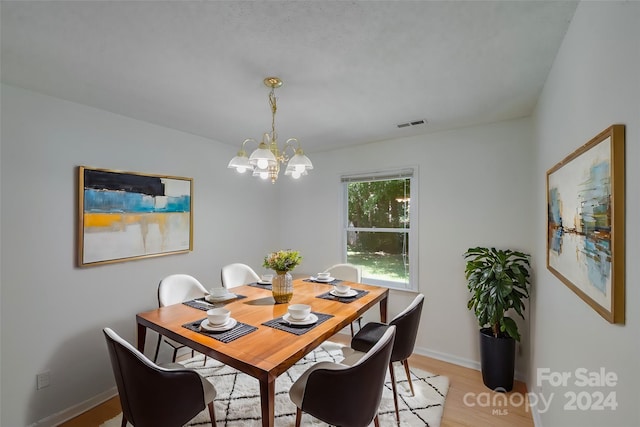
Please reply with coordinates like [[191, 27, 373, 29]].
[[1, 1, 577, 153]]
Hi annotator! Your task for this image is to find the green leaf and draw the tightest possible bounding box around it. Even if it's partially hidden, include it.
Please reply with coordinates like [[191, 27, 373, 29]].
[[502, 317, 521, 341]]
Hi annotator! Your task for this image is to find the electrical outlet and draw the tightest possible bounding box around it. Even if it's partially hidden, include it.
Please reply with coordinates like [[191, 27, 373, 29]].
[[36, 371, 50, 390]]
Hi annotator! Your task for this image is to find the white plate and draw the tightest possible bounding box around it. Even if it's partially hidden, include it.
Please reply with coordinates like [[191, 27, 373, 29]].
[[205, 293, 236, 302], [282, 313, 318, 326], [256, 280, 272, 285], [310, 276, 334, 283], [330, 289, 358, 298], [200, 317, 237, 332]]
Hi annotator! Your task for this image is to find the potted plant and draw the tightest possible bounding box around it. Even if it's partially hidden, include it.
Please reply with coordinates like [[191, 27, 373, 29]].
[[463, 247, 531, 391]]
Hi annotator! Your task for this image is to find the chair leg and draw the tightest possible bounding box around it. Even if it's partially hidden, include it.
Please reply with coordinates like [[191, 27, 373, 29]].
[[389, 361, 400, 423], [373, 414, 380, 427], [171, 347, 179, 363], [402, 359, 415, 396], [153, 335, 163, 362], [207, 401, 216, 425], [120, 414, 128, 427], [295, 407, 302, 427], [349, 317, 363, 337]]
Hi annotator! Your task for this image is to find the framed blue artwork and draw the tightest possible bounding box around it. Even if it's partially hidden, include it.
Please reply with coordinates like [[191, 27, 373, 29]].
[[78, 166, 193, 267], [546, 125, 625, 324]]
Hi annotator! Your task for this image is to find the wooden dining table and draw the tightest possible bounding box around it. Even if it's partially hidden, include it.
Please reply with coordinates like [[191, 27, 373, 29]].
[[136, 278, 388, 427]]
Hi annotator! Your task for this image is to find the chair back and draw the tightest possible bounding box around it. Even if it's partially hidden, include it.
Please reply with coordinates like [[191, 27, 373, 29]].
[[389, 293, 424, 362], [157, 274, 207, 307], [221, 263, 260, 288], [302, 326, 396, 426], [324, 263, 361, 282], [103, 328, 206, 427]]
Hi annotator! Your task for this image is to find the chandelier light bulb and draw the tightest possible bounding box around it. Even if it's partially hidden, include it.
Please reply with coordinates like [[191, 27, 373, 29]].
[[260, 171, 269, 180], [292, 171, 301, 179], [257, 159, 269, 169], [294, 164, 305, 173], [236, 166, 247, 173]]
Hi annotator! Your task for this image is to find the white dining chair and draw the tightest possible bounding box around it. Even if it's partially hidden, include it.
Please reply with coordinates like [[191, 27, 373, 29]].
[[154, 274, 208, 363], [325, 263, 362, 283], [324, 263, 363, 336], [221, 263, 261, 289]]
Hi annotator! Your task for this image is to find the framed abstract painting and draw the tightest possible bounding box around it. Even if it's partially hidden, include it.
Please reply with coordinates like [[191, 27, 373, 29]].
[[546, 125, 625, 323], [78, 166, 193, 267]]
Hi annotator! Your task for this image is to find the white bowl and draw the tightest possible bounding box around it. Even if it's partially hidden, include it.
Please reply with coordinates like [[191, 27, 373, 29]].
[[261, 274, 273, 283], [335, 283, 351, 294], [317, 272, 331, 280], [288, 304, 311, 321], [209, 287, 229, 297], [207, 308, 230, 325]]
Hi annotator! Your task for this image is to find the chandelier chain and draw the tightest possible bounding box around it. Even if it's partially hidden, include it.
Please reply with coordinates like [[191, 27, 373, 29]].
[[269, 88, 277, 140]]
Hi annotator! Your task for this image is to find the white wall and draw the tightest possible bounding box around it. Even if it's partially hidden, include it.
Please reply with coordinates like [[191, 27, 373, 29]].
[[0, 84, 279, 426], [530, 2, 640, 426], [279, 117, 535, 370]]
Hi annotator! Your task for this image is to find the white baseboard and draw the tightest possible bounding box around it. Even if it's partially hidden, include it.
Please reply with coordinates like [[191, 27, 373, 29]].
[[30, 387, 117, 427], [412, 345, 527, 382], [414, 344, 481, 370], [532, 405, 544, 427]]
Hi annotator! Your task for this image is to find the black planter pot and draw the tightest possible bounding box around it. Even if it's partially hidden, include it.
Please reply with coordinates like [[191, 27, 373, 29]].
[[479, 328, 515, 392]]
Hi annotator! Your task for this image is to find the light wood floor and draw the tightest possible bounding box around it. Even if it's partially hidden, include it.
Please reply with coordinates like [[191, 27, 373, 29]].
[[60, 335, 534, 427]]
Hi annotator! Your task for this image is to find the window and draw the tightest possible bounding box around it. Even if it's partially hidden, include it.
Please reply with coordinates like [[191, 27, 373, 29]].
[[342, 168, 417, 291]]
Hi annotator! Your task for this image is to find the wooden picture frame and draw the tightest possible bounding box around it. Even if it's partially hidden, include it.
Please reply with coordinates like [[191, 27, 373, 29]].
[[78, 166, 193, 267], [546, 125, 625, 323]]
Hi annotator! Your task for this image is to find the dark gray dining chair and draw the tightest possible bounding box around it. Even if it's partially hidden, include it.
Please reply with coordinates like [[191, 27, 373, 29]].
[[345, 293, 425, 423], [104, 327, 216, 427], [289, 326, 396, 427]]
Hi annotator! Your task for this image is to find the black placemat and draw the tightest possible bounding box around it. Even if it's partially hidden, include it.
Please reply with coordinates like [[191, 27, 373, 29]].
[[182, 295, 247, 311], [316, 289, 369, 303], [303, 278, 343, 284], [262, 312, 333, 335], [247, 282, 272, 291], [182, 318, 257, 343]]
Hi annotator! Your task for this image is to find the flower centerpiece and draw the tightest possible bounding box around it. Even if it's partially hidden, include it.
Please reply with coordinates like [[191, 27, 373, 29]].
[[263, 250, 302, 273], [263, 250, 302, 303]]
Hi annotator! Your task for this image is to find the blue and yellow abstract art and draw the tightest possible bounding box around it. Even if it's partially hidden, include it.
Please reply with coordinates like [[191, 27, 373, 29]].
[[79, 167, 192, 266]]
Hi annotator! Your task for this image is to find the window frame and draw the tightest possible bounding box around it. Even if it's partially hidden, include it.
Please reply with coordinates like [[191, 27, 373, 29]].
[[341, 167, 419, 291]]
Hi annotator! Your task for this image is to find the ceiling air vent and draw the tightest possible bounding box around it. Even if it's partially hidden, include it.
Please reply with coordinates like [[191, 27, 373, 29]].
[[396, 119, 426, 129]]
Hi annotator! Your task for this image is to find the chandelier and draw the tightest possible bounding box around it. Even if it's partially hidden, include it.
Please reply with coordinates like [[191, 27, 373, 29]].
[[227, 77, 313, 183]]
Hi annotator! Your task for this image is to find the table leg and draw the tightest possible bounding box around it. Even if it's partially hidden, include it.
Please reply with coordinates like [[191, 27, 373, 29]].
[[259, 378, 275, 427], [136, 321, 147, 352], [380, 295, 388, 323]]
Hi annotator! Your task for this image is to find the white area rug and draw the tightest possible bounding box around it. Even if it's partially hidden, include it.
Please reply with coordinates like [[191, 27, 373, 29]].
[[101, 341, 449, 426]]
